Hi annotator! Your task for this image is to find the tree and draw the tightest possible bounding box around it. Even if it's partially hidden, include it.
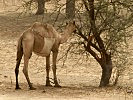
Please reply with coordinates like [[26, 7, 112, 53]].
[[75, 0, 133, 87], [36, 0, 45, 15], [20, 0, 51, 15], [66, 0, 75, 19]]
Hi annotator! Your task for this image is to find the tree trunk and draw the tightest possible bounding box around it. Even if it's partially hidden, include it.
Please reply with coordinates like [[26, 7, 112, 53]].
[[81, 0, 113, 87], [99, 54, 112, 87], [36, 0, 45, 15], [66, 0, 75, 19]]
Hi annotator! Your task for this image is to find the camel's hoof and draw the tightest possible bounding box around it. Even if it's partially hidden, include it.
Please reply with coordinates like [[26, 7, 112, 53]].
[[54, 84, 61, 88], [15, 86, 21, 90], [45, 84, 52, 87], [29, 87, 36, 90]]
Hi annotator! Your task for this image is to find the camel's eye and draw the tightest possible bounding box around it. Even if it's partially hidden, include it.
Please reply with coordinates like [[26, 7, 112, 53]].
[[73, 21, 75, 25], [66, 22, 68, 25]]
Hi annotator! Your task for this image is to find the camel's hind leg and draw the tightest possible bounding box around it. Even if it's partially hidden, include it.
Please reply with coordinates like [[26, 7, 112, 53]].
[[15, 48, 23, 89], [22, 39, 36, 90], [23, 55, 36, 90]]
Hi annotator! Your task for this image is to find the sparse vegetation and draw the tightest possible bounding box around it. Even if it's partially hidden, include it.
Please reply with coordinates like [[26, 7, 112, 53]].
[[0, 0, 133, 99]]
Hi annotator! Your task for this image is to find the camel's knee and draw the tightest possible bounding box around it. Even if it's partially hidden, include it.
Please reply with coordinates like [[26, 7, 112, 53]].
[[23, 52, 32, 59], [23, 68, 27, 74], [46, 65, 50, 70], [15, 63, 19, 73], [15, 68, 19, 75], [22, 68, 28, 76], [52, 65, 57, 71], [29, 53, 32, 59], [15, 60, 21, 75]]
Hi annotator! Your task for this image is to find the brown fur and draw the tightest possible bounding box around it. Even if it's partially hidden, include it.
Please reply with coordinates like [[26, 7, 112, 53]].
[[33, 32, 44, 53], [31, 22, 58, 38]]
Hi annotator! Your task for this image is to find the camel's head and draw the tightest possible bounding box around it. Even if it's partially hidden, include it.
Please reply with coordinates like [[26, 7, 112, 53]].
[[66, 21, 76, 33]]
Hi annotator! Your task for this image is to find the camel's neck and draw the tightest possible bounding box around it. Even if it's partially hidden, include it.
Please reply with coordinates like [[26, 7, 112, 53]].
[[60, 28, 73, 44]]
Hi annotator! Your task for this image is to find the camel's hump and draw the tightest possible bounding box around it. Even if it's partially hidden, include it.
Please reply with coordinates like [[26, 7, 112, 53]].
[[31, 22, 58, 38]]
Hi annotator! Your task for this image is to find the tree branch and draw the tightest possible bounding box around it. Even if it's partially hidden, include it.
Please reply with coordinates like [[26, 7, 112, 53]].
[[82, 0, 90, 12], [76, 25, 101, 52], [76, 25, 88, 41], [88, 0, 106, 54], [83, 42, 101, 64]]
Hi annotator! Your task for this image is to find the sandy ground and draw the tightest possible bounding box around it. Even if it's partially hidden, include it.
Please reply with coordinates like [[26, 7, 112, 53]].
[[0, 0, 133, 100]]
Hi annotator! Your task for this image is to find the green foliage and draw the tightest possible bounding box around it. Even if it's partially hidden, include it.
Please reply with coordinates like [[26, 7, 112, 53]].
[[77, 0, 133, 70]]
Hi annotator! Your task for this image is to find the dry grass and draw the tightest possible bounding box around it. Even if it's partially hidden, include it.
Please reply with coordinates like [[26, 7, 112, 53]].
[[0, 0, 132, 99]]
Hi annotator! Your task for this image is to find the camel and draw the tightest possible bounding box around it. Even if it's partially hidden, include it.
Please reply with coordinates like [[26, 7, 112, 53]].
[[15, 21, 76, 90]]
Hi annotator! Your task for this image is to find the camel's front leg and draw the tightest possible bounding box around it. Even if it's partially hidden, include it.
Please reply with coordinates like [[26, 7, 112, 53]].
[[23, 56, 36, 90], [45, 55, 52, 86], [52, 52, 61, 87]]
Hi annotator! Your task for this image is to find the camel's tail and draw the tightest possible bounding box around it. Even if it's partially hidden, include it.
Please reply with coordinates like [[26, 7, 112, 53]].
[[16, 35, 23, 61]]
